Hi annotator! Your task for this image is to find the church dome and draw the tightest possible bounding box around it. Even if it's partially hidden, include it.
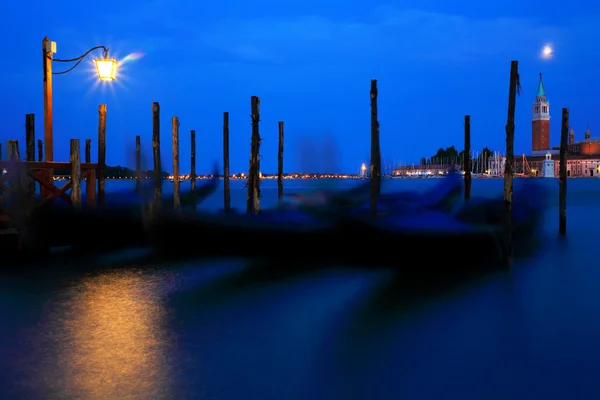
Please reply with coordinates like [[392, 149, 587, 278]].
[[580, 136, 600, 155]]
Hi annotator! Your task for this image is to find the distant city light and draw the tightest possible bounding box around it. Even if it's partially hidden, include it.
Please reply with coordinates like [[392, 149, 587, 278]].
[[360, 163, 368, 178], [541, 44, 553, 60]]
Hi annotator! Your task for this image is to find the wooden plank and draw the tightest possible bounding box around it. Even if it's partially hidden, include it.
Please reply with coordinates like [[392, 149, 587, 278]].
[[30, 169, 90, 204], [39, 179, 72, 205]]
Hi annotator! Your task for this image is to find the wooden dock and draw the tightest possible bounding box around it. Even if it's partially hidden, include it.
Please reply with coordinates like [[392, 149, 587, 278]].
[[0, 110, 105, 256]]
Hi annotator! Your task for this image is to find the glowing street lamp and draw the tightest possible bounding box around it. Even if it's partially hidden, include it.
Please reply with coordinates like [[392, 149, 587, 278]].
[[94, 56, 118, 81], [42, 36, 119, 163]]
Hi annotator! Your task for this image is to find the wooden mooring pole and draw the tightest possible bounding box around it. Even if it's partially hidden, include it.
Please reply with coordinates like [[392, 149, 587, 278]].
[[190, 130, 196, 193], [25, 114, 35, 199], [152, 102, 162, 211], [86, 141, 96, 209], [223, 112, 231, 212], [70, 139, 81, 210], [278, 121, 284, 200], [370, 79, 381, 217], [25, 114, 35, 162], [135, 135, 141, 194], [7, 141, 19, 161], [97, 104, 107, 209], [85, 139, 91, 163], [84, 139, 95, 207], [559, 108, 569, 235], [503, 60, 519, 266], [247, 96, 261, 214], [464, 115, 471, 200], [172, 116, 180, 211], [37, 140, 42, 161], [84, 139, 94, 207]]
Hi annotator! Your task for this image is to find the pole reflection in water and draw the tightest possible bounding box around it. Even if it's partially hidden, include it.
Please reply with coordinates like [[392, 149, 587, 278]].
[[50, 270, 176, 399]]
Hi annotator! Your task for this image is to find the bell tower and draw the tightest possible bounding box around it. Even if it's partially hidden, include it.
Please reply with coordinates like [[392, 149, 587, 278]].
[[569, 127, 575, 144], [532, 73, 550, 152]]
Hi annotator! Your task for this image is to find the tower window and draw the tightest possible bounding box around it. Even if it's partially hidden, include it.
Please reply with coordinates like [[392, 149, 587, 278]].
[[535, 106, 540, 113]]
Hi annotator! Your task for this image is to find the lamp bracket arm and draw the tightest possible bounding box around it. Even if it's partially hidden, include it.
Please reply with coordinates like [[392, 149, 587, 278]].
[[53, 46, 109, 63], [51, 45, 110, 76]]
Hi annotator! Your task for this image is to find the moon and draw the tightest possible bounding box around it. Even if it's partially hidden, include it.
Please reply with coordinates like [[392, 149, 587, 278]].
[[541, 44, 553, 59]]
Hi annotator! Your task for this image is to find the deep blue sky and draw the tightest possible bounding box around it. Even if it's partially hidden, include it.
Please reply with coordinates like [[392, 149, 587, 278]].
[[1, 1, 598, 173]]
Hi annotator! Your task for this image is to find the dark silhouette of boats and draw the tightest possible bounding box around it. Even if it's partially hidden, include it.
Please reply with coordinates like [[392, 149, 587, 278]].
[[11, 170, 548, 272]]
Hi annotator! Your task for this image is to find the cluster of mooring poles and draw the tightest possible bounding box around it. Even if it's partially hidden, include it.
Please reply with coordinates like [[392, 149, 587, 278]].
[[462, 60, 568, 267]]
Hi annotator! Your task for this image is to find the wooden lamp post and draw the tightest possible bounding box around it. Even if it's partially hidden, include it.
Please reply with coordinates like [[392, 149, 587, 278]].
[[41, 37, 118, 192]]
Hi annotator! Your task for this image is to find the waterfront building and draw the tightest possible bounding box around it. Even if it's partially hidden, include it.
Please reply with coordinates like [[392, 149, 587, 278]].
[[541, 153, 555, 178], [488, 73, 600, 177]]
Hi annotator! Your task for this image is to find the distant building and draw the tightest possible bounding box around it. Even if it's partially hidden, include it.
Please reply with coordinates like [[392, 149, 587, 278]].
[[541, 153, 555, 178], [489, 73, 600, 177]]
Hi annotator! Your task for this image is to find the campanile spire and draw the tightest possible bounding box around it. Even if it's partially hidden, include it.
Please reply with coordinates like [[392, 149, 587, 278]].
[[532, 73, 551, 152], [536, 73, 546, 99]]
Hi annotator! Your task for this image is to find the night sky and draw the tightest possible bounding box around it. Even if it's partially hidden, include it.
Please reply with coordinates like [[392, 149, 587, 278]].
[[1, 0, 598, 174]]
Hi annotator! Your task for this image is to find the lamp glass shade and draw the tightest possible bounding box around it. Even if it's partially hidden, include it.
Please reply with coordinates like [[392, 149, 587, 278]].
[[94, 58, 118, 81]]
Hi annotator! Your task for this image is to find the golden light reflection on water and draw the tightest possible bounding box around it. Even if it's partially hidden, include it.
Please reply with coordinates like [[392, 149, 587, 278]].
[[53, 270, 176, 400]]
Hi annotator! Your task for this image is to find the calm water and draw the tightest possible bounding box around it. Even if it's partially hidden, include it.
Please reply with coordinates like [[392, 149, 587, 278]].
[[2, 178, 600, 399]]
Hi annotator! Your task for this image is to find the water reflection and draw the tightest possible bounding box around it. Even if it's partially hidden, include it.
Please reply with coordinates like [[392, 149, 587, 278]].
[[4, 179, 600, 399], [52, 270, 175, 400]]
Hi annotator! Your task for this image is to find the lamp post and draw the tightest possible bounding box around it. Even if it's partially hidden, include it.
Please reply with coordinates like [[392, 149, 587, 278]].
[[42, 36, 118, 163]]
